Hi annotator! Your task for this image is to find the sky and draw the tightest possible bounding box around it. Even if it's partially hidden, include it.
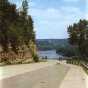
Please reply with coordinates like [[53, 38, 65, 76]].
[[10, 0, 86, 39]]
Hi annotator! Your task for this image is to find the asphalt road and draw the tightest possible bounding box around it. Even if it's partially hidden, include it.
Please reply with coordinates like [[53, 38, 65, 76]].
[[0, 64, 69, 88]]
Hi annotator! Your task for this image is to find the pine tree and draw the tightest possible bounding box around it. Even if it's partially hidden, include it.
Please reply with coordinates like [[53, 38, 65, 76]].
[[20, 0, 35, 47], [0, 0, 17, 52], [68, 19, 88, 59]]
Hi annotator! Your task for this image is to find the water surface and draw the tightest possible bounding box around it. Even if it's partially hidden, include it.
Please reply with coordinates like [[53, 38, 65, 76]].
[[38, 50, 62, 59]]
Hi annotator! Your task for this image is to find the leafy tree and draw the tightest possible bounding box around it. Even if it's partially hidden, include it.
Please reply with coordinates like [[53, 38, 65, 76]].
[[0, 0, 17, 52], [0, 0, 35, 51], [0, 0, 37, 63], [67, 19, 88, 59], [19, 0, 35, 47]]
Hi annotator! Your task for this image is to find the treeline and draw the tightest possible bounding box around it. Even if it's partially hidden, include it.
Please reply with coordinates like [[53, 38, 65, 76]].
[[0, 0, 38, 63], [56, 45, 79, 57], [68, 19, 88, 60], [36, 39, 68, 50], [0, 0, 35, 53], [56, 19, 88, 60]]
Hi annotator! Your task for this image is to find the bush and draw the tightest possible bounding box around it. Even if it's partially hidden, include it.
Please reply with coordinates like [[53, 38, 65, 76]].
[[33, 54, 39, 62], [1, 57, 11, 65]]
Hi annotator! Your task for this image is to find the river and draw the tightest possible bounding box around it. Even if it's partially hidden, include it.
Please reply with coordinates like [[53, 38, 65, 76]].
[[38, 50, 63, 59]]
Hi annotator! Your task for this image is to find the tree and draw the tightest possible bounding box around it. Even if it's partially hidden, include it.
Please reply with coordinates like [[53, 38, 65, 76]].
[[0, 0, 38, 63], [22, 0, 28, 16], [0, 0, 35, 53], [0, 0, 17, 52], [19, 0, 35, 47], [67, 19, 88, 59]]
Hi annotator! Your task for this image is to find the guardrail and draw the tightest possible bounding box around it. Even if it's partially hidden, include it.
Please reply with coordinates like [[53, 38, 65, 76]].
[[81, 63, 88, 74], [81, 63, 88, 69]]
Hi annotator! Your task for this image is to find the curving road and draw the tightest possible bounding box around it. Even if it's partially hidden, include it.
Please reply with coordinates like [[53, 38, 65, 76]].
[[0, 61, 87, 88], [0, 62, 69, 88]]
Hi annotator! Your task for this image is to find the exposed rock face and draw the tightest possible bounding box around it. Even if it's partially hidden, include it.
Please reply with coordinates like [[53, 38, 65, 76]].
[[0, 42, 37, 65], [0, 51, 33, 64]]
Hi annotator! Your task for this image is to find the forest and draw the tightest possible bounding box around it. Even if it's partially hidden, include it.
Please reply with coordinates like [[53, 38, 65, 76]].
[[0, 0, 38, 64]]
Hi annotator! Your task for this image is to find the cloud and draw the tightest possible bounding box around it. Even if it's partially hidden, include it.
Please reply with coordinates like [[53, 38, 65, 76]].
[[29, 5, 84, 39], [63, 0, 80, 3], [10, 0, 85, 39], [29, 1, 36, 7], [30, 6, 84, 24], [61, 6, 81, 13], [30, 8, 61, 20], [86, 0, 88, 19]]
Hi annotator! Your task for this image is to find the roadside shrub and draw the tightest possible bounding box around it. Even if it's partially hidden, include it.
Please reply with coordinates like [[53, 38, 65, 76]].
[[33, 54, 39, 62], [1, 57, 11, 65]]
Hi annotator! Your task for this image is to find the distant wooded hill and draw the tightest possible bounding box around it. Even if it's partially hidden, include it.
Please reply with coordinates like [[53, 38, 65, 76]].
[[36, 39, 69, 50]]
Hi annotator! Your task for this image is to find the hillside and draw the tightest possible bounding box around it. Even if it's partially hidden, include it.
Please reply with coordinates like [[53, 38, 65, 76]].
[[36, 39, 69, 50]]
